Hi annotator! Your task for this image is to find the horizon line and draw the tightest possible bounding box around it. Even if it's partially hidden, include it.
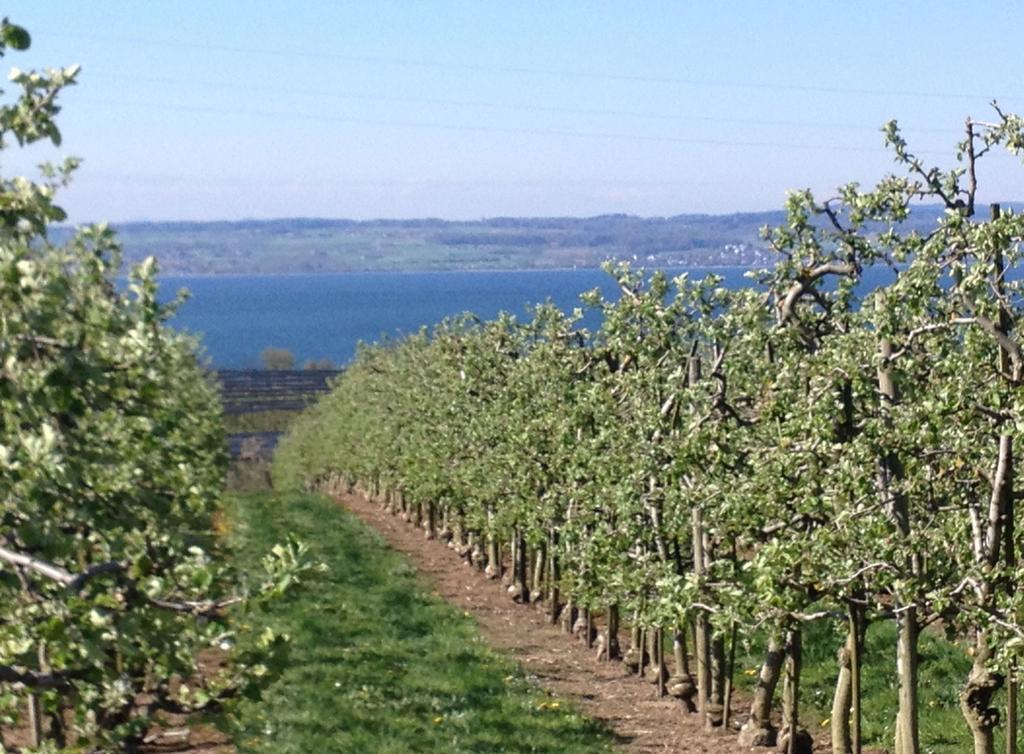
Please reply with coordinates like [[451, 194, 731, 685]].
[[55, 201, 1022, 229]]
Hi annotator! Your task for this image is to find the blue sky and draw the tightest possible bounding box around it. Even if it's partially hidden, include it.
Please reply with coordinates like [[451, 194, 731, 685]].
[[5, 2, 1023, 222]]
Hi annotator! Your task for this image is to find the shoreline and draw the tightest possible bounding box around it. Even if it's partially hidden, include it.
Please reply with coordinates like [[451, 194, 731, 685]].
[[154, 264, 760, 280]]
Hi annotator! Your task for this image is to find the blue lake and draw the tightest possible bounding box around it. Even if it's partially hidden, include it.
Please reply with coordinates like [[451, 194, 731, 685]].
[[160, 268, 759, 368]]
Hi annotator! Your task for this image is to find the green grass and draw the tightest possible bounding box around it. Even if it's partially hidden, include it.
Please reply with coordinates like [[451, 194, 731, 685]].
[[736, 619, 983, 752], [225, 492, 619, 754], [223, 491, 994, 752]]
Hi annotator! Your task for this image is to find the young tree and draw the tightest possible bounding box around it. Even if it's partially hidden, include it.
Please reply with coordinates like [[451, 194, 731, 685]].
[[0, 22, 314, 751]]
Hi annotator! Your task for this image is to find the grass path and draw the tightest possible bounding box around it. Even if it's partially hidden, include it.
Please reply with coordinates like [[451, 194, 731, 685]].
[[225, 492, 618, 753]]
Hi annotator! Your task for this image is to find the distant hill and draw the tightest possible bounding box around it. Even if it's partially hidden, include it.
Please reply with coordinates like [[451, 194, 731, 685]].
[[48, 206, 1019, 275]]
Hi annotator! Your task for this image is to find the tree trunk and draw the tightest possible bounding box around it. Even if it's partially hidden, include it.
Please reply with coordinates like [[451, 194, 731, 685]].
[[674, 626, 692, 678], [504, 535, 516, 585], [994, 202, 1018, 754], [469, 532, 486, 570], [595, 605, 621, 660], [670, 627, 697, 710], [26, 638, 51, 747], [645, 627, 660, 685], [894, 609, 921, 754], [484, 518, 501, 579], [723, 621, 738, 730], [548, 530, 560, 623], [737, 634, 783, 747], [708, 630, 726, 727], [831, 633, 853, 754], [604, 604, 621, 660], [626, 620, 643, 674], [694, 607, 710, 718], [653, 627, 668, 696], [878, 333, 921, 754], [531, 543, 546, 603], [849, 605, 865, 754], [513, 531, 529, 602], [781, 627, 805, 754], [451, 509, 466, 552], [439, 506, 451, 542], [692, 507, 712, 722], [961, 633, 1003, 754], [27, 693, 42, 749], [638, 627, 647, 677], [561, 597, 578, 634], [424, 501, 436, 539]]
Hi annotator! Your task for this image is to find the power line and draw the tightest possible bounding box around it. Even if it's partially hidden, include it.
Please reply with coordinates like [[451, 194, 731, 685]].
[[68, 172, 730, 188], [79, 96, 929, 155], [49, 30, 1016, 103], [87, 71, 961, 136]]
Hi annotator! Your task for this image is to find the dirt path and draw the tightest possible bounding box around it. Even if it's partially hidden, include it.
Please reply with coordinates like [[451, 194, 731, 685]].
[[337, 491, 768, 754]]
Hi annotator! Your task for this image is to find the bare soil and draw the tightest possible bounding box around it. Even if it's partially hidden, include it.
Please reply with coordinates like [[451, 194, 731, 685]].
[[337, 490, 800, 754], [140, 720, 233, 753]]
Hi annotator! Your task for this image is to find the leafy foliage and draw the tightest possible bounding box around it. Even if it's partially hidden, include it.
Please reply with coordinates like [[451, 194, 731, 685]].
[[0, 22, 313, 752], [275, 106, 1024, 754]]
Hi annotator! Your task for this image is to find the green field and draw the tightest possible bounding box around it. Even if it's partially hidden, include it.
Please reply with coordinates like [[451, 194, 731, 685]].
[[225, 492, 618, 754], [55, 214, 787, 274]]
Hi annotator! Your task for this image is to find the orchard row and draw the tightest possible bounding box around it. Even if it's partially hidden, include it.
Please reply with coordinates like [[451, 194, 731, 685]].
[[276, 111, 1024, 754]]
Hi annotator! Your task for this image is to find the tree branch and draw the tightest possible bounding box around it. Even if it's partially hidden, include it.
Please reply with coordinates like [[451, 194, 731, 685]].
[[778, 262, 856, 323], [147, 595, 243, 617], [0, 544, 75, 585], [0, 664, 75, 689], [970, 314, 1023, 380], [886, 323, 952, 361], [0, 544, 241, 616], [0, 544, 126, 591]]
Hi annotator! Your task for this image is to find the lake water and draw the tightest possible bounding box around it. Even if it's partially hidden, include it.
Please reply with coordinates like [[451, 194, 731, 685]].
[[161, 268, 762, 368]]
